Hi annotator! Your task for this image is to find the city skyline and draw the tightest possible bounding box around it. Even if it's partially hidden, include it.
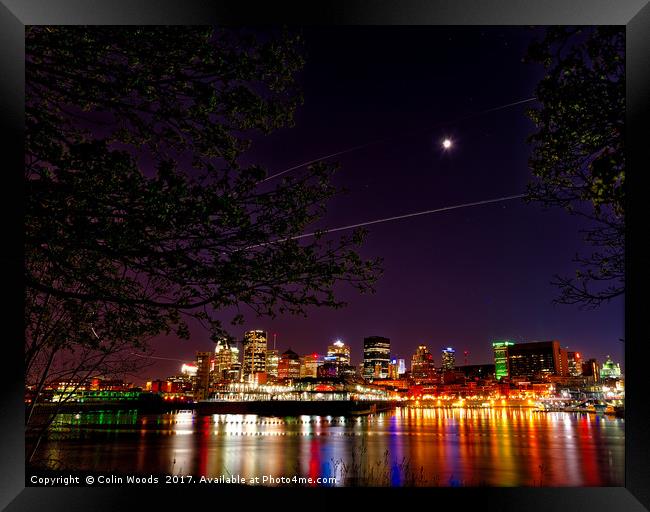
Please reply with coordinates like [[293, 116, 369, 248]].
[[136, 328, 622, 385]]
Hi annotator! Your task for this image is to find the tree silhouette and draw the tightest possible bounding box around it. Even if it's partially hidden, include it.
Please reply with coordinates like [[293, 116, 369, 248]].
[[525, 27, 624, 308]]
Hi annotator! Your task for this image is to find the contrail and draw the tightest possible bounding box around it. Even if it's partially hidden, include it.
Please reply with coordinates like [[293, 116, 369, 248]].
[[261, 96, 536, 183], [131, 353, 190, 362], [249, 193, 526, 248]]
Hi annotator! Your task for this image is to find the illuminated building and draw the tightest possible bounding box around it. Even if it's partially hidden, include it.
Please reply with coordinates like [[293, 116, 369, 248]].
[[508, 340, 568, 379], [266, 349, 279, 381], [181, 363, 197, 377], [146, 380, 172, 393], [166, 374, 194, 394], [194, 351, 213, 400], [559, 347, 569, 376], [441, 347, 456, 371], [397, 359, 406, 376], [600, 355, 622, 379], [388, 360, 398, 379], [363, 336, 390, 380], [325, 340, 355, 378], [278, 348, 301, 380], [567, 351, 583, 377], [411, 345, 437, 381], [300, 353, 319, 379], [492, 340, 514, 380], [213, 338, 240, 383], [582, 358, 601, 383], [243, 330, 267, 383], [327, 340, 351, 367]]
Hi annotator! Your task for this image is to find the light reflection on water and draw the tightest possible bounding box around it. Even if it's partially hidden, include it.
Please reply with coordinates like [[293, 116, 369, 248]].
[[39, 407, 624, 487]]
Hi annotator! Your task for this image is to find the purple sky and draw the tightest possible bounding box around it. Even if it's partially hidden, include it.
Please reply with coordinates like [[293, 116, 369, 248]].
[[142, 27, 624, 382]]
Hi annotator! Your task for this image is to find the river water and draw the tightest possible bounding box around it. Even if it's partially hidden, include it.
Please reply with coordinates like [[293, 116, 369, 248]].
[[35, 407, 624, 487]]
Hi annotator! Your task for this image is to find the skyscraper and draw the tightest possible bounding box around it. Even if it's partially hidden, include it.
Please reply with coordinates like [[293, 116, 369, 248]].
[[411, 345, 436, 381], [492, 340, 515, 380], [194, 351, 213, 400], [363, 336, 390, 380], [213, 338, 239, 383], [567, 351, 583, 377], [441, 347, 456, 371], [326, 339, 354, 377], [266, 349, 279, 382], [508, 340, 567, 379], [327, 340, 351, 366], [242, 330, 267, 383]]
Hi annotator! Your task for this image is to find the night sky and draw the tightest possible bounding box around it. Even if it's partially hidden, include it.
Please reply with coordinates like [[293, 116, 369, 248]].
[[144, 27, 624, 382]]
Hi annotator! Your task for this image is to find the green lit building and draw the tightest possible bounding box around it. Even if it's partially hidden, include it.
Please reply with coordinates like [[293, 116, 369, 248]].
[[600, 355, 622, 379], [492, 340, 515, 380]]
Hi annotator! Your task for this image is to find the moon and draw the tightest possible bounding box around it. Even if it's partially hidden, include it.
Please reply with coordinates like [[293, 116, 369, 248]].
[[442, 138, 452, 149]]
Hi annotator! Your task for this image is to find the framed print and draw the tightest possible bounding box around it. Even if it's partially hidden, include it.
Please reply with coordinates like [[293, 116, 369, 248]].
[[2, 0, 649, 510]]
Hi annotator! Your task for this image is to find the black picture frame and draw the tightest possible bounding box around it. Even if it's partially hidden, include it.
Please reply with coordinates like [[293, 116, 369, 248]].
[[2, 1, 648, 510]]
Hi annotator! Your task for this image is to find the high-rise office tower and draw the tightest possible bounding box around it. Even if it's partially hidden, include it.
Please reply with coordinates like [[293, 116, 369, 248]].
[[411, 345, 437, 381], [194, 351, 213, 400], [492, 340, 515, 380], [327, 340, 351, 366], [362, 336, 390, 380], [508, 340, 567, 379], [567, 351, 583, 377], [326, 339, 354, 377], [242, 330, 267, 383], [266, 349, 279, 381], [213, 338, 240, 383], [441, 347, 456, 371]]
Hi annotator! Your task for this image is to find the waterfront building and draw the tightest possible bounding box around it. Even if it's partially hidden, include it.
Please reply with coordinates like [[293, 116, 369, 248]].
[[600, 355, 622, 379], [243, 330, 267, 383], [492, 340, 515, 380], [146, 380, 172, 393], [411, 345, 437, 382], [266, 349, 280, 382], [166, 373, 194, 394], [508, 340, 568, 380], [441, 347, 456, 371], [363, 336, 391, 380], [300, 353, 320, 379], [194, 351, 213, 400], [567, 351, 583, 377], [278, 348, 301, 380]]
